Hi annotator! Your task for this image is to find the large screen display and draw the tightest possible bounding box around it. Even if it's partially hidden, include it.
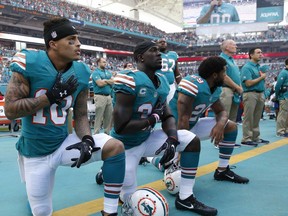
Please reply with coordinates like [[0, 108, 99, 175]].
[[256, 0, 284, 23], [183, 0, 257, 28]]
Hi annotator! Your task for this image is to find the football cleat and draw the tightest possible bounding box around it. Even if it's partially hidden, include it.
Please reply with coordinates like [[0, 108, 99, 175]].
[[95, 168, 104, 185], [175, 194, 217, 216], [101, 210, 117, 216], [214, 166, 249, 184], [139, 157, 150, 166]]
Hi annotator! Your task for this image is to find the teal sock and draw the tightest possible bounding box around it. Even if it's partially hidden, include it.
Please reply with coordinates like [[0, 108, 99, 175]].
[[151, 156, 165, 172], [102, 152, 125, 199], [180, 151, 200, 179]]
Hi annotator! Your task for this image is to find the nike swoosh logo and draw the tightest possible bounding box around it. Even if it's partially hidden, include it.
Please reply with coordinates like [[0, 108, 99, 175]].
[[225, 175, 235, 180], [177, 201, 194, 209]]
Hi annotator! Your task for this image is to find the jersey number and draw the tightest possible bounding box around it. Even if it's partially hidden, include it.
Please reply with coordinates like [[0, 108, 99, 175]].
[[32, 89, 72, 125], [211, 13, 231, 23], [138, 103, 153, 119], [161, 58, 175, 72], [189, 104, 207, 122]]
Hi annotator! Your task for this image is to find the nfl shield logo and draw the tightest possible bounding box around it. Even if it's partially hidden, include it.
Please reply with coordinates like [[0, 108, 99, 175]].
[[51, 31, 57, 39]]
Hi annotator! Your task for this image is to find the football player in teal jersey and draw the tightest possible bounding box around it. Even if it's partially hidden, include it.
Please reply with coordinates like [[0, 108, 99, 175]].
[[111, 41, 217, 216], [168, 56, 249, 184], [156, 38, 182, 103], [4, 18, 125, 216], [197, 0, 240, 24]]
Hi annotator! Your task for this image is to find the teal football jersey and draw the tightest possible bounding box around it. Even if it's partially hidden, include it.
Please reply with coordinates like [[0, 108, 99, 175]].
[[10, 49, 90, 157], [110, 70, 170, 149], [169, 74, 222, 129], [199, 3, 240, 24], [156, 51, 178, 84]]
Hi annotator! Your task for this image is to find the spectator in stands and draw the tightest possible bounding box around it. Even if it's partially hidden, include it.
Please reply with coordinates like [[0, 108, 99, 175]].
[[156, 38, 182, 103], [92, 57, 114, 134], [219, 39, 243, 122], [123, 62, 134, 70], [275, 58, 288, 137], [197, 0, 240, 24], [4, 17, 125, 216], [240, 48, 270, 146]]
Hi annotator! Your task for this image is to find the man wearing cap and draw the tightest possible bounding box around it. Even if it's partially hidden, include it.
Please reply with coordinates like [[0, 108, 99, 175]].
[[4, 17, 125, 216], [111, 41, 217, 216]]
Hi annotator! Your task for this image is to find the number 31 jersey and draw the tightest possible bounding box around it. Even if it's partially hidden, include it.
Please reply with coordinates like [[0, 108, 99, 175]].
[[169, 74, 222, 129]]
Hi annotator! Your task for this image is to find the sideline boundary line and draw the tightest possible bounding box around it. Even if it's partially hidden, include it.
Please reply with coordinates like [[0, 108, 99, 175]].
[[53, 139, 288, 216]]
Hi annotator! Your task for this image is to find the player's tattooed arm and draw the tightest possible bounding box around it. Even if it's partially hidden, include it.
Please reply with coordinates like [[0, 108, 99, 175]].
[[4, 72, 50, 119], [73, 89, 91, 138]]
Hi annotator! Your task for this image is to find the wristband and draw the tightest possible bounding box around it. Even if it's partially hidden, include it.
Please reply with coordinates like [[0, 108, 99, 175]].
[[82, 135, 95, 147], [147, 115, 157, 127], [152, 113, 160, 122], [175, 75, 181, 79], [168, 136, 179, 147], [168, 136, 178, 141]]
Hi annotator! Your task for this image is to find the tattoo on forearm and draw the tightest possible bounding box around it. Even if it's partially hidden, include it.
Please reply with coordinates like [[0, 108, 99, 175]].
[[5, 73, 45, 118], [74, 91, 91, 136]]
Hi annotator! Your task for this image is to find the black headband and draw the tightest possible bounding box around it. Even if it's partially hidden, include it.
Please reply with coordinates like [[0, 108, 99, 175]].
[[134, 41, 156, 61], [44, 21, 78, 47]]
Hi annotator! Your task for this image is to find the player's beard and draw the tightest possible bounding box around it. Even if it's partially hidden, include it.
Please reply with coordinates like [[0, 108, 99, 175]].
[[154, 63, 162, 70], [215, 78, 224, 87]]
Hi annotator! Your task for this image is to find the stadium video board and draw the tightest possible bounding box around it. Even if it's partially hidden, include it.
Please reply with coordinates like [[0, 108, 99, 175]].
[[183, 0, 284, 29], [183, 0, 257, 28], [256, 0, 284, 22]]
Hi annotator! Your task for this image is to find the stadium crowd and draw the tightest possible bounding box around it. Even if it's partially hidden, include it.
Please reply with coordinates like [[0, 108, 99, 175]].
[[1, 0, 288, 46], [0, 45, 286, 86]]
